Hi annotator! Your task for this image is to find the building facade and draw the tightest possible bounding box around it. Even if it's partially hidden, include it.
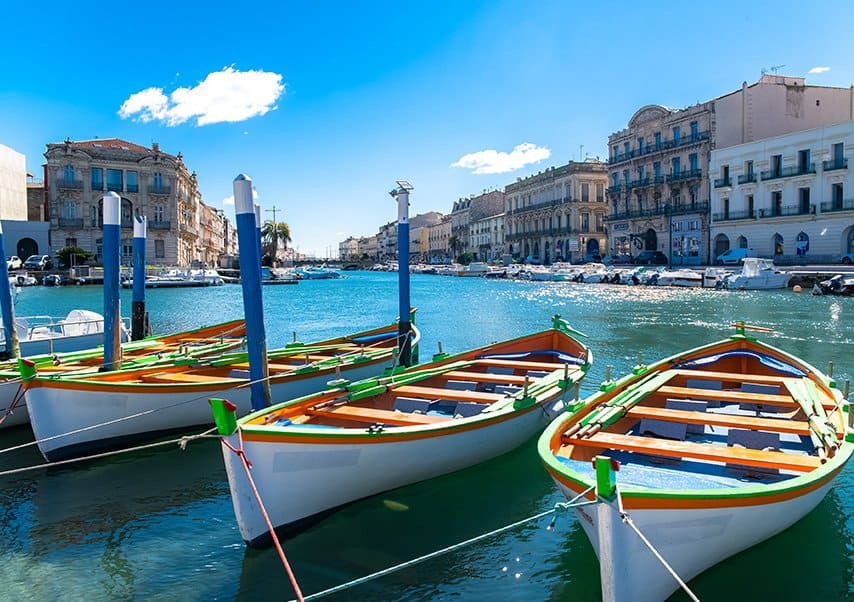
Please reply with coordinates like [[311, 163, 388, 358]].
[[339, 236, 360, 260], [710, 120, 853, 263], [44, 138, 230, 266], [359, 235, 378, 260], [607, 103, 713, 264], [426, 216, 451, 262], [470, 212, 505, 261], [505, 161, 608, 263], [0, 143, 27, 220], [449, 190, 504, 257]]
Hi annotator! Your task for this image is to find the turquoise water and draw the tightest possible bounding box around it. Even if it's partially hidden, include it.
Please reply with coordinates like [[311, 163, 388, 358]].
[[0, 273, 851, 601]]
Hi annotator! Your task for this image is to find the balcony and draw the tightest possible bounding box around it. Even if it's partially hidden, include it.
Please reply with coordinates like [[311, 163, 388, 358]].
[[667, 169, 702, 183], [737, 173, 756, 185], [150, 220, 172, 230], [712, 210, 755, 222], [759, 205, 813, 218], [713, 176, 732, 188], [607, 131, 710, 165], [627, 176, 650, 190], [58, 218, 84, 228], [653, 175, 665, 185], [609, 200, 710, 221], [669, 200, 709, 216], [607, 184, 623, 195], [58, 179, 84, 190], [508, 197, 570, 215], [760, 164, 815, 181], [149, 184, 172, 195], [820, 198, 854, 213], [823, 158, 848, 172]]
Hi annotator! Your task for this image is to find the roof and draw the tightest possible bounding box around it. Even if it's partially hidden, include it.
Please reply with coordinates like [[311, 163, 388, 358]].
[[66, 138, 154, 153]]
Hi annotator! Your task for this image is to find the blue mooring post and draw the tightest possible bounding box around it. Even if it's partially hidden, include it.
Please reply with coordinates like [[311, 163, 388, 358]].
[[390, 181, 413, 367], [102, 191, 122, 370], [254, 204, 263, 277], [131, 215, 147, 340], [0, 220, 19, 358], [234, 175, 271, 410]]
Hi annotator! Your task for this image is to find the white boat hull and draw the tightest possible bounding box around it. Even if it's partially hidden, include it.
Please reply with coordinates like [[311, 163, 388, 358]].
[[0, 379, 29, 428], [225, 400, 565, 544], [26, 361, 386, 461], [553, 479, 832, 602], [726, 273, 791, 290]]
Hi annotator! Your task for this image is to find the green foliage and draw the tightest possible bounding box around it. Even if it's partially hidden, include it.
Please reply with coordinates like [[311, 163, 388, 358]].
[[261, 220, 292, 261], [56, 246, 92, 268], [456, 252, 475, 265]]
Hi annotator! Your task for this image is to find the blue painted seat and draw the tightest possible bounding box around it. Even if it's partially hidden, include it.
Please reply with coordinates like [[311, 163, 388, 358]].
[[393, 396, 432, 414], [446, 380, 478, 391], [454, 402, 490, 418], [739, 382, 782, 413], [665, 399, 709, 435]]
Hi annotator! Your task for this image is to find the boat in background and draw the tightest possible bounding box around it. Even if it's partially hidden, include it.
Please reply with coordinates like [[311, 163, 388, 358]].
[[25, 319, 415, 461], [539, 323, 851, 602], [122, 268, 224, 288], [812, 274, 854, 296], [654, 268, 703, 287], [456, 262, 490, 277], [294, 265, 342, 279], [723, 258, 791, 290], [213, 315, 591, 545], [0, 309, 130, 357], [0, 319, 246, 429]]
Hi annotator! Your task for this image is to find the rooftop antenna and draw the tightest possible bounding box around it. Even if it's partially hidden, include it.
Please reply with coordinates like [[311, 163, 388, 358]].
[[761, 64, 785, 75]]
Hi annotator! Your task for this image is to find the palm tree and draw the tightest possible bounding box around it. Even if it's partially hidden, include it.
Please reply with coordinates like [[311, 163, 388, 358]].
[[261, 220, 292, 262]]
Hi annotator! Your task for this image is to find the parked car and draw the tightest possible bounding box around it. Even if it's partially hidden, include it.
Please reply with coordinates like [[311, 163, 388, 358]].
[[6, 256, 22, 270], [633, 250, 668, 265], [23, 254, 52, 270], [841, 253, 854, 265], [716, 248, 756, 265]]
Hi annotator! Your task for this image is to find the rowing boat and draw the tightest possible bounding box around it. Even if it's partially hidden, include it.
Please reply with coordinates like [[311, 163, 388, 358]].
[[24, 319, 415, 461], [538, 323, 852, 602], [0, 319, 246, 429], [211, 316, 591, 546]]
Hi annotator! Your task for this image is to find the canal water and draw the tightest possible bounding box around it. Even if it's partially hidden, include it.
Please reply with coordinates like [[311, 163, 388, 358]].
[[0, 272, 851, 601]]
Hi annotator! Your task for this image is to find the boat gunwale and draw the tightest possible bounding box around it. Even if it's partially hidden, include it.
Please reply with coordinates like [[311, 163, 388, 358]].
[[538, 332, 852, 505]]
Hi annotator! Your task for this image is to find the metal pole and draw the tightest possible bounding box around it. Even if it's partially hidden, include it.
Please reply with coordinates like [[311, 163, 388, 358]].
[[131, 215, 147, 340], [102, 191, 122, 370], [392, 184, 412, 367], [255, 203, 263, 275], [235, 175, 270, 410], [0, 221, 19, 358]]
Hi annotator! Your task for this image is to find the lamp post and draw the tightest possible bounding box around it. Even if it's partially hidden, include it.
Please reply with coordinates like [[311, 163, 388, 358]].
[[390, 181, 414, 367]]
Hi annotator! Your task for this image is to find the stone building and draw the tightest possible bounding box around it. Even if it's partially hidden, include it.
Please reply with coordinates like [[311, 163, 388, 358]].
[[505, 161, 608, 263], [197, 201, 226, 266], [710, 120, 853, 263], [608, 75, 854, 264], [449, 190, 504, 256], [359, 235, 378, 260], [339, 236, 360, 261], [27, 173, 47, 222], [426, 215, 451, 263], [44, 138, 217, 266], [470, 212, 505, 261], [0, 144, 27, 220]]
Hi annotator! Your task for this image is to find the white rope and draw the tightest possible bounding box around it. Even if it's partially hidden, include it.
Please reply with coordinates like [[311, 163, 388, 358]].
[[0, 427, 217, 478], [294, 486, 596, 601], [616, 487, 700, 602]]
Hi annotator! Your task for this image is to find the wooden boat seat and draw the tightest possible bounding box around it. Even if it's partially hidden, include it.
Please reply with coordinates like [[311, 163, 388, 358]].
[[626, 406, 811, 436], [141, 372, 243, 384], [565, 431, 821, 473], [655, 385, 836, 410], [673, 369, 793, 385], [474, 358, 566, 371], [307, 405, 447, 426], [442, 370, 528, 385], [392, 385, 504, 403]]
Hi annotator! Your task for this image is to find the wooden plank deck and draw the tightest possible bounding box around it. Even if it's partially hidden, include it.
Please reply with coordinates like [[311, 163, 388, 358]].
[[626, 406, 811, 436], [441, 370, 528, 384], [655, 385, 836, 410], [474, 358, 566, 371], [564, 431, 821, 472], [392, 385, 504, 403], [672, 369, 795, 385], [307, 405, 447, 426]]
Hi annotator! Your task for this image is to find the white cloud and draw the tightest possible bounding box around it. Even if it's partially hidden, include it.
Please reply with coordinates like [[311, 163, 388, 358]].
[[119, 67, 284, 126], [808, 66, 830, 74], [220, 187, 259, 207], [451, 143, 552, 175]]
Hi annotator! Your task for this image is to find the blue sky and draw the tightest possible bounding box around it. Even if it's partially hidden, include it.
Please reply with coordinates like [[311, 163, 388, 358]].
[[2, 0, 852, 257]]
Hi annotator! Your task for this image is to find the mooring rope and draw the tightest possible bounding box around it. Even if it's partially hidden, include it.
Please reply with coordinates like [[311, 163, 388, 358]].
[[221, 429, 305, 602], [290, 486, 596, 601], [616, 487, 700, 602]]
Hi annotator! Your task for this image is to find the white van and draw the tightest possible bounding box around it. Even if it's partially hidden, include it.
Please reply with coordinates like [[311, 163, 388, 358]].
[[715, 248, 756, 265]]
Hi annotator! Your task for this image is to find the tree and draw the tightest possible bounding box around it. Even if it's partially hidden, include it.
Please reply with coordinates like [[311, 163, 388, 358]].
[[56, 246, 92, 268], [261, 220, 292, 262], [448, 235, 460, 261]]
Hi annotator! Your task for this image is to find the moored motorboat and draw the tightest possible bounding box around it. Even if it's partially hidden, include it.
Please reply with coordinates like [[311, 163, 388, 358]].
[[0, 319, 246, 429], [0, 309, 130, 357], [212, 316, 591, 546], [724, 258, 791, 290], [539, 323, 851, 602], [24, 319, 415, 461]]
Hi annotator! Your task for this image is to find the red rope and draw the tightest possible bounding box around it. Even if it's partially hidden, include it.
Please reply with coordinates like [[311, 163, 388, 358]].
[[223, 430, 305, 602]]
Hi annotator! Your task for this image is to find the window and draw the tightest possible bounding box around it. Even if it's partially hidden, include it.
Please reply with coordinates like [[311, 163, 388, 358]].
[[747, 194, 754, 216], [91, 168, 103, 191], [689, 153, 698, 172], [624, 142, 630, 157], [154, 206, 164, 222], [596, 183, 604, 202], [654, 132, 661, 149], [688, 219, 700, 231], [63, 165, 74, 183], [832, 142, 844, 162], [106, 169, 123, 191], [612, 145, 619, 160], [581, 213, 589, 232], [121, 238, 133, 262], [723, 198, 730, 218], [737, 236, 748, 249], [127, 171, 138, 193], [672, 157, 681, 175], [65, 237, 77, 248], [638, 137, 644, 153], [623, 169, 629, 185], [796, 232, 810, 257], [687, 237, 699, 256], [62, 200, 76, 218], [832, 183, 844, 209], [612, 173, 618, 187], [798, 149, 811, 172], [654, 161, 661, 180], [799, 187, 810, 213], [596, 214, 603, 232], [637, 193, 644, 211], [771, 154, 782, 177], [745, 160, 754, 179], [774, 233, 784, 255], [722, 165, 729, 180], [581, 183, 589, 202], [771, 191, 782, 216], [673, 220, 682, 233], [673, 126, 681, 146], [690, 121, 698, 141], [153, 172, 163, 192]]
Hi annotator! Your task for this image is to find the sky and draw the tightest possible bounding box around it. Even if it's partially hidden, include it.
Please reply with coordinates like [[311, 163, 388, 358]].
[[2, 0, 853, 258]]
